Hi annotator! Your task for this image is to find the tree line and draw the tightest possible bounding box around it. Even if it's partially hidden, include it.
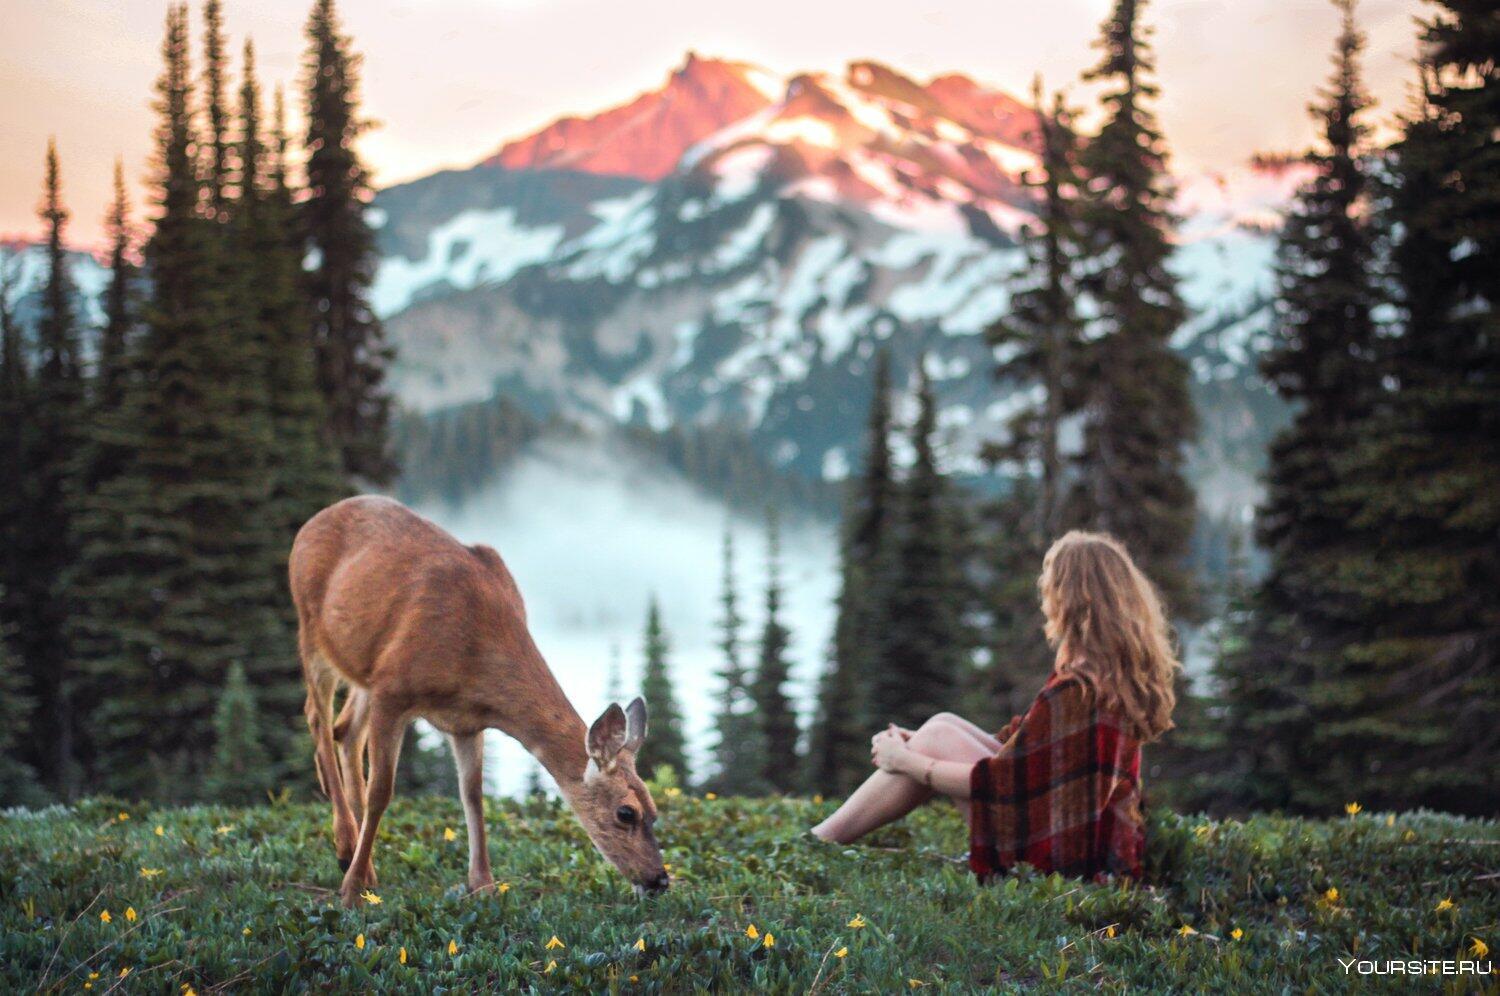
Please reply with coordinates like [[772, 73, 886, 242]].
[[0, 0, 391, 804]]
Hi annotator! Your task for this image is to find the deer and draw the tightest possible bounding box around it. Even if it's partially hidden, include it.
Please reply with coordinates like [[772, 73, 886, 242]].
[[289, 495, 669, 906]]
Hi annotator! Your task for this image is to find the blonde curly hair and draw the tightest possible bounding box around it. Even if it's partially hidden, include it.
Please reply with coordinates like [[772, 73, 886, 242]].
[[1038, 531, 1181, 742]]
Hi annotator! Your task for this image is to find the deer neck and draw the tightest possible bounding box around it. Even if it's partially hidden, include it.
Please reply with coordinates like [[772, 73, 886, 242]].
[[502, 666, 590, 799]]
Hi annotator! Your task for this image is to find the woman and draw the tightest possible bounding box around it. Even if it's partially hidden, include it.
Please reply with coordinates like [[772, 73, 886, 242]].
[[811, 531, 1179, 882]]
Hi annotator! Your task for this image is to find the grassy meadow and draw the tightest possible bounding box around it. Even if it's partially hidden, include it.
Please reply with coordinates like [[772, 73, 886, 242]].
[[2, 793, 1496, 992]]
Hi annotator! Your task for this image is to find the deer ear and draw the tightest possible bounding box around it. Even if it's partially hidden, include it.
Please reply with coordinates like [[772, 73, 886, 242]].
[[624, 697, 648, 753], [586, 703, 628, 771]]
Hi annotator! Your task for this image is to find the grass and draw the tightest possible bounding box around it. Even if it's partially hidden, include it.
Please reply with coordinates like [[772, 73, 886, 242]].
[[1, 793, 1496, 992]]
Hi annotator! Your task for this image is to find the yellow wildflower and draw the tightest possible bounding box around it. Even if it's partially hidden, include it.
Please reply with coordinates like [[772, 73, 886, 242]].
[[634, 938, 646, 951], [154, 825, 165, 837], [243, 927, 251, 937], [835, 946, 848, 958], [124, 907, 137, 923], [745, 924, 759, 940], [705, 792, 718, 800], [117, 812, 129, 822], [498, 883, 511, 894], [100, 910, 111, 924], [443, 827, 457, 842], [544, 960, 557, 974], [89, 972, 100, 980], [1324, 887, 1340, 904], [1178, 924, 1198, 937], [182, 986, 196, 996], [1385, 814, 1395, 827], [812, 794, 824, 804], [1435, 898, 1455, 913], [1403, 829, 1416, 842], [1105, 925, 1116, 939], [1344, 802, 1361, 816], [763, 932, 775, 949], [545, 935, 566, 950], [663, 862, 673, 873], [215, 825, 232, 835], [1230, 928, 1244, 941], [140, 867, 163, 879], [118, 967, 131, 978], [1470, 938, 1488, 958], [449, 939, 459, 956], [665, 786, 681, 798], [629, 976, 639, 983], [361, 890, 382, 906], [355, 934, 365, 950], [1194, 824, 1211, 838], [399, 947, 407, 965], [908, 980, 925, 989], [847, 914, 866, 929], [84, 984, 92, 991]]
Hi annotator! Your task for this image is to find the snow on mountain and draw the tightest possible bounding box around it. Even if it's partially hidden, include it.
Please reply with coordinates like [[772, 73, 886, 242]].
[[0, 240, 111, 330], [374, 54, 1288, 501]]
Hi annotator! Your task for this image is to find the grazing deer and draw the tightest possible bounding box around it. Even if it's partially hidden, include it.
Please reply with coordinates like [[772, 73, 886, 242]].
[[289, 496, 669, 906]]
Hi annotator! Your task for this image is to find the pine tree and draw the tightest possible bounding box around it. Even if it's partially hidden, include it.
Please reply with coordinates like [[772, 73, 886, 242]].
[[237, 48, 346, 775], [204, 662, 272, 803], [303, 0, 394, 483], [707, 529, 767, 795], [64, 159, 139, 787], [74, 5, 281, 798], [18, 140, 86, 793], [1224, 0, 1382, 810], [1071, 0, 1198, 615], [636, 597, 688, 782], [879, 363, 966, 729], [753, 510, 799, 791], [0, 257, 32, 759], [983, 79, 1087, 720], [812, 350, 894, 792], [201, 0, 232, 217], [0, 601, 42, 806], [1308, 0, 1500, 813]]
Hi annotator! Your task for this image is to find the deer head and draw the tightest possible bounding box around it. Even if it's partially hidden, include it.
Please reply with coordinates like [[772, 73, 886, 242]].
[[575, 697, 668, 895]]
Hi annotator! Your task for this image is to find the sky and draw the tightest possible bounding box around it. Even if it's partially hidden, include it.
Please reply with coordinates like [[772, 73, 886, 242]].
[[3, 0, 1426, 246]]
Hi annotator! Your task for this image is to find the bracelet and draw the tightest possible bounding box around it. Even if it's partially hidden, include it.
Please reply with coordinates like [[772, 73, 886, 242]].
[[922, 757, 937, 788]]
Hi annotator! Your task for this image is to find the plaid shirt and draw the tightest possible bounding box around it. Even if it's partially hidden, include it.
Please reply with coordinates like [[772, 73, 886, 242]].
[[969, 674, 1145, 882]]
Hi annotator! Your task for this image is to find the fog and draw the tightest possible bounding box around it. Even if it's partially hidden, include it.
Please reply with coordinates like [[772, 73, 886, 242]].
[[417, 432, 839, 795]]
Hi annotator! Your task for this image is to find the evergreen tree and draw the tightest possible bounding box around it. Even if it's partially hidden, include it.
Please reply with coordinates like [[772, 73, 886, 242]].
[[237, 48, 346, 775], [753, 510, 799, 791], [1225, 0, 1382, 810], [201, 0, 232, 217], [303, 0, 394, 483], [0, 601, 42, 806], [0, 257, 32, 763], [17, 140, 86, 793], [707, 529, 767, 795], [204, 662, 272, 803], [1071, 0, 1198, 615], [1308, 0, 1500, 813], [878, 363, 966, 729], [74, 5, 281, 798], [812, 350, 893, 792], [64, 159, 139, 787], [636, 597, 688, 782], [982, 79, 1087, 720]]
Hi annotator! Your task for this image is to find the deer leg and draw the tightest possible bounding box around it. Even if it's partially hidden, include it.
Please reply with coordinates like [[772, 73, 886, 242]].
[[449, 731, 494, 894], [334, 689, 371, 824], [340, 698, 405, 907], [300, 641, 358, 872]]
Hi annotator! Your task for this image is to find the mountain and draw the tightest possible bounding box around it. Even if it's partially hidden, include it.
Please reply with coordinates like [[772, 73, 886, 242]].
[[372, 55, 1291, 521], [482, 54, 782, 182]]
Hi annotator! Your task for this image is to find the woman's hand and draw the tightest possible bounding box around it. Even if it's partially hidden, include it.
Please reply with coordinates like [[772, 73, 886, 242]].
[[870, 725, 914, 775]]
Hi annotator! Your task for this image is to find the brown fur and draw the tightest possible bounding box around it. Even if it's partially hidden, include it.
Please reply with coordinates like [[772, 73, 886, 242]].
[[290, 496, 668, 906]]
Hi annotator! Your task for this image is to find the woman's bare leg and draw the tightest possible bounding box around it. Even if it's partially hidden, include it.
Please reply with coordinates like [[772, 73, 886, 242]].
[[928, 712, 1003, 753], [811, 719, 992, 844]]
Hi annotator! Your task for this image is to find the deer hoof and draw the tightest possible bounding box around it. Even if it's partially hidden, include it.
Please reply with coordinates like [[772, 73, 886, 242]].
[[338, 856, 352, 872]]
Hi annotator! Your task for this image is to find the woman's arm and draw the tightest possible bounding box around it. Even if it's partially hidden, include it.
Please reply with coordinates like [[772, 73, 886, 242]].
[[870, 730, 985, 799]]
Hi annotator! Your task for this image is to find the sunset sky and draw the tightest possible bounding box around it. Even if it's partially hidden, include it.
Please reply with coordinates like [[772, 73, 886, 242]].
[[4, 0, 1425, 246]]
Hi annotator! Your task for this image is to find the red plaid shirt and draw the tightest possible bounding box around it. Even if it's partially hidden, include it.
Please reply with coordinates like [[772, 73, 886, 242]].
[[969, 674, 1145, 882]]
